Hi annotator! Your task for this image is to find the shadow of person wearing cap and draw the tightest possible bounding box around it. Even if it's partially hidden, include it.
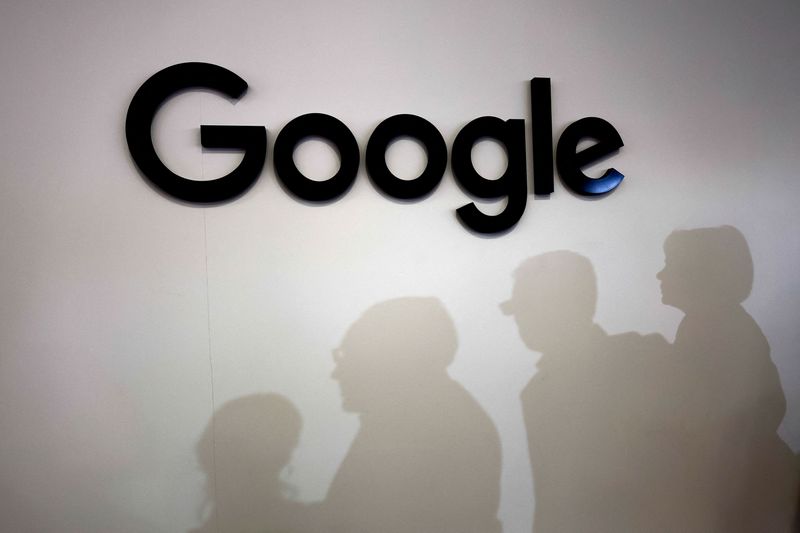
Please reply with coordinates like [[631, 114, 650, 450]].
[[656, 226, 798, 532], [321, 297, 502, 533], [504, 232, 798, 533], [190, 393, 307, 533], [502, 250, 683, 533]]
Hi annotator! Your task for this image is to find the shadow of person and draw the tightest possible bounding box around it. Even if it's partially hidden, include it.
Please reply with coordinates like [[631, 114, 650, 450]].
[[657, 226, 799, 532], [503, 251, 680, 533], [320, 297, 502, 533], [190, 393, 306, 533]]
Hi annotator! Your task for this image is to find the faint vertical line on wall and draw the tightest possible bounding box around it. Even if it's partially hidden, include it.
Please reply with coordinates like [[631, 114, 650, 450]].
[[200, 90, 221, 533], [203, 210, 219, 533]]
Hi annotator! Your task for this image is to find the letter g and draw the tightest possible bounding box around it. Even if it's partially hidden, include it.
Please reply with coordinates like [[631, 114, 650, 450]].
[[125, 62, 266, 203]]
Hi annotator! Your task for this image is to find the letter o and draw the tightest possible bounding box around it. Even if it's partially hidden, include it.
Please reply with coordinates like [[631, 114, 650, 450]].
[[273, 114, 360, 202], [366, 114, 447, 200]]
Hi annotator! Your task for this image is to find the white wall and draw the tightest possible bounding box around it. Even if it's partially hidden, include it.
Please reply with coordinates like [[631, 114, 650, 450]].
[[1, 0, 798, 531]]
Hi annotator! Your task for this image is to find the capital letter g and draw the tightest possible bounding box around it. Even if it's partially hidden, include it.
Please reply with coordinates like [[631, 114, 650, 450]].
[[125, 62, 266, 203]]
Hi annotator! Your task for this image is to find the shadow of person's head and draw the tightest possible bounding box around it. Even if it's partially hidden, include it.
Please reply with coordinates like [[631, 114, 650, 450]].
[[324, 297, 503, 533], [331, 297, 457, 414], [195, 393, 302, 531], [501, 250, 597, 353], [657, 226, 753, 313]]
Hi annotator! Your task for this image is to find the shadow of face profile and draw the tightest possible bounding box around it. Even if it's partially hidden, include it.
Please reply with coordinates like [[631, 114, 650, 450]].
[[331, 297, 457, 415], [657, 225, 753, 312], [324, 297, 502, 533], [501, 250, 597, 354]]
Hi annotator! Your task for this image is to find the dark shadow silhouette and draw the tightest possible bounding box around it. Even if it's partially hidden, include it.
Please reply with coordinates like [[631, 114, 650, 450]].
[[320, 297, 503, 533], [504, 229, 799, 533], [503, 250, 674, 532], [796, 453, 800, 533], [190, 393, 307, 533], [657, 226, 798, 532]]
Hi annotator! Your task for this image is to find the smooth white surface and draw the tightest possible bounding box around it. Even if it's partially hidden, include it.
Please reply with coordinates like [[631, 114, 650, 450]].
[[1, 0, 798, 531]]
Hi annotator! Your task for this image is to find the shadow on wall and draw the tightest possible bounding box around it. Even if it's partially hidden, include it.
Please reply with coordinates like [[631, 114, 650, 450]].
[[190, 394, 306, 533], [191, 297, 502, 533], [502, 226, 799, 533], [190, 226, 798, 533], [321, 297, 502, 533]]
